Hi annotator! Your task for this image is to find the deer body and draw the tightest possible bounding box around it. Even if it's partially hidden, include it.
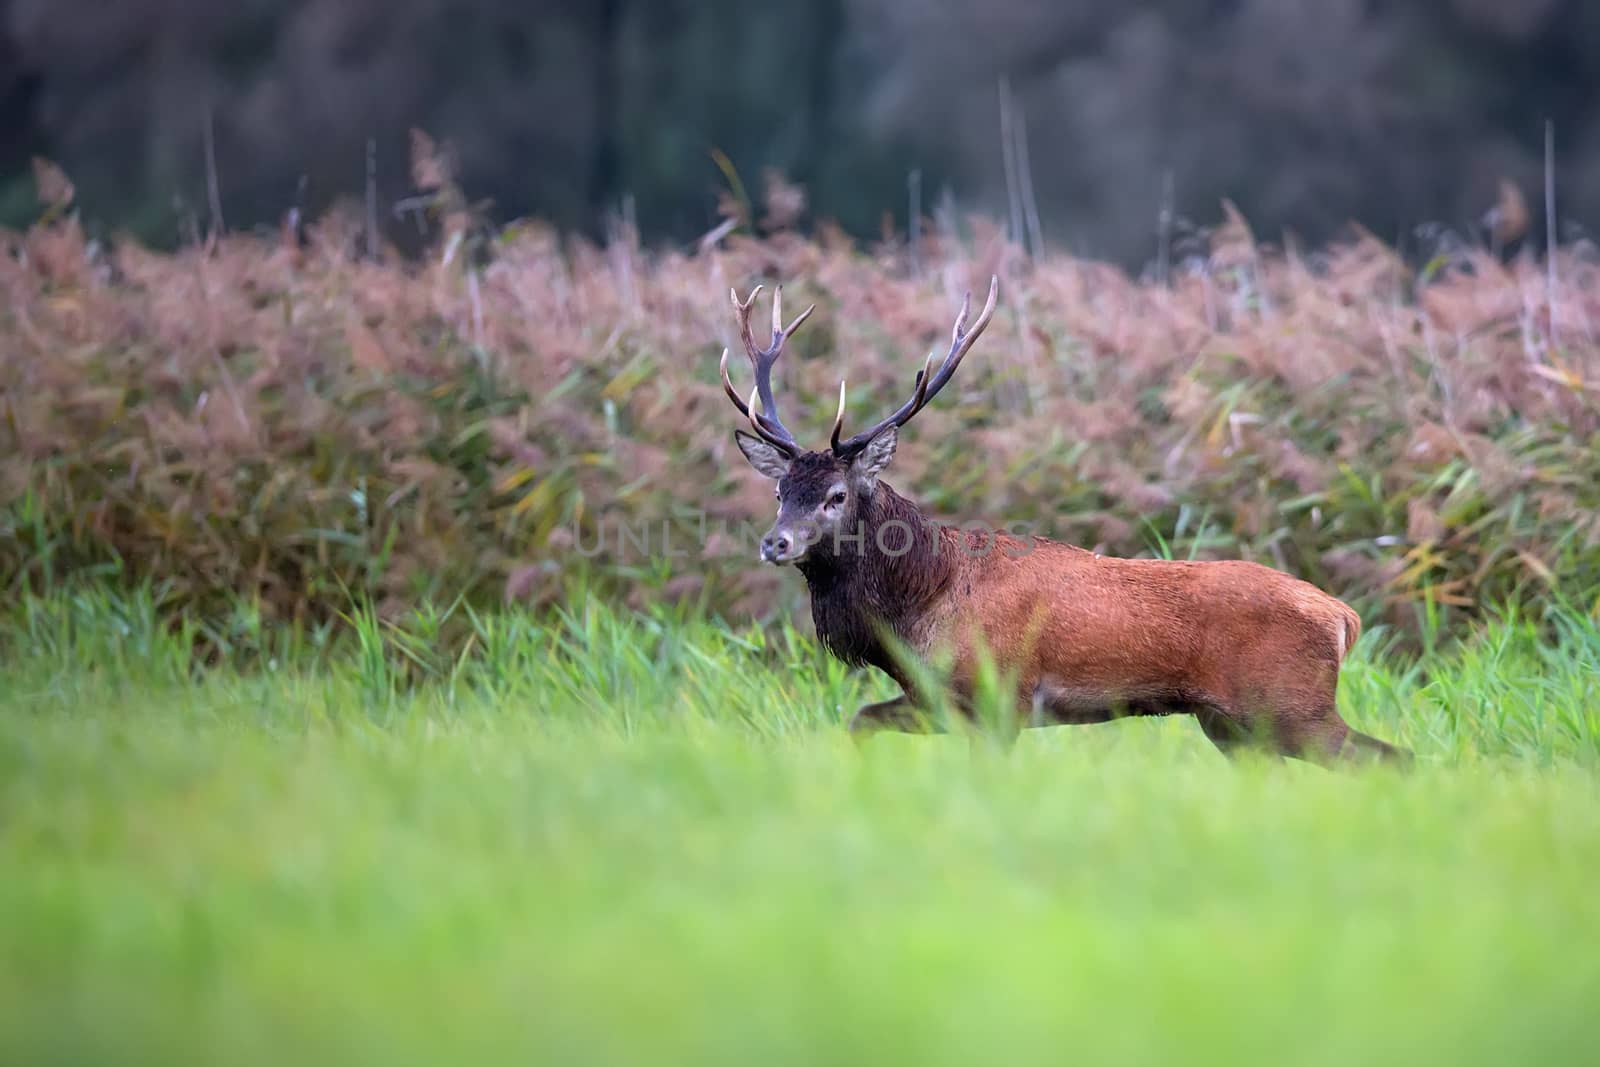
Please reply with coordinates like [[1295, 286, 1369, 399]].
[[719, 279, 1408, 766]]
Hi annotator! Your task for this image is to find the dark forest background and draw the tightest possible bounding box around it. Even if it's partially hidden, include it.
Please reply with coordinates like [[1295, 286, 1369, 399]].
[[2, 0, 1597, 266]]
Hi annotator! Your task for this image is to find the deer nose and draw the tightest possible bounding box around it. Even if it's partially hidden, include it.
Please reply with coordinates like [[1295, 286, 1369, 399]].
[[760, 532, 790, 563]]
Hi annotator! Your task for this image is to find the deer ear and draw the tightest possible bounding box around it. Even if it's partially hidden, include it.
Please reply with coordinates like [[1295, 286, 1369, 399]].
[[851, 426, 897, 483], [734, 430, 792, 480]]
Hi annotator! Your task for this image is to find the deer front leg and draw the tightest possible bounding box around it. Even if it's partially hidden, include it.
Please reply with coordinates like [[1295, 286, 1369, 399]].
[[848, 694, 935, 737]]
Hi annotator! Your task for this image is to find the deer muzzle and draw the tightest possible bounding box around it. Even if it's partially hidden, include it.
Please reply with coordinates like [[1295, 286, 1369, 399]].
[[759, 523, 815, 565]]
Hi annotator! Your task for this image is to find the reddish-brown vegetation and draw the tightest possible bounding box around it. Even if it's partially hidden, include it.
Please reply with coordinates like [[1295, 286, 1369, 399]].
[[3, 159, 1599, 648]]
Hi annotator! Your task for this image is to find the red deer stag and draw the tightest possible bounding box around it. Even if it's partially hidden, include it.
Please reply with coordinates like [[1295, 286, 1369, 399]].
[[720, 279, 1409, 766]]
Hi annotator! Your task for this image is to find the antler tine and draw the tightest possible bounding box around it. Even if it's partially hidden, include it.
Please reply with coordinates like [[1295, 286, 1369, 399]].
[[950, 290, 973, 346], [831, 274, 1000, 457], [732, 284, 762, 313], [745, 384, 765, 437], [829, 379, 848, 453], [730, 285, 760, 363], [767, 285, 819, 341], [719, 348, 750, 417], [722, 283, 817, 456], [721, 344, 797, 451], [942, 274, 999, 376]]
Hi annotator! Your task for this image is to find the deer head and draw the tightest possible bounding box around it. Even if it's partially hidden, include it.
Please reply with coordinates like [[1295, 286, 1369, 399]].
[[721, 277, 999, 564]]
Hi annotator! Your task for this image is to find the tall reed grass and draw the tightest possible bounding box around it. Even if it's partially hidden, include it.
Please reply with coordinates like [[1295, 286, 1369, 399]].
[[5, 151, 1599, 651]]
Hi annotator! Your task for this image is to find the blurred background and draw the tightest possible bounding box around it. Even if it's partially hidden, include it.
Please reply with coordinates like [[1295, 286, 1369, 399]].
[[6, 0, 1600, 641], [2, 0, 1597, 266]]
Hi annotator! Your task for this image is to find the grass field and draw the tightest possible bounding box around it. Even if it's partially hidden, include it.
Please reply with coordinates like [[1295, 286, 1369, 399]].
[[3, 590, 1600, 1066]]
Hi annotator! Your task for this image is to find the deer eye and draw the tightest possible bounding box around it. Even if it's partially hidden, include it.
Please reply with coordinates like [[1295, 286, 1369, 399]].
[[828, 490, 847, 506]]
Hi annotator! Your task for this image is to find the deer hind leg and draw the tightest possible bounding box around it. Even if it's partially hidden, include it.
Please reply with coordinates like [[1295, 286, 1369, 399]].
[[1290, 715, 1414, 768], [1251, 687, 1414, 769], [1198, 693, 1413, 769], [1340, 728, 1413, 766], [1212, 650, 1411, 768]]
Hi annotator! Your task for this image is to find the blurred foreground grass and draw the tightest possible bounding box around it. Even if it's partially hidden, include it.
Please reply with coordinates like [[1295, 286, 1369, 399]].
[[2, 590, 1599, 1066]]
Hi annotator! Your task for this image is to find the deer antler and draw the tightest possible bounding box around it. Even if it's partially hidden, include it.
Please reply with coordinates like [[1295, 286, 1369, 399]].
[[720, 284, 816, 457], [830, 275, 999, 457]]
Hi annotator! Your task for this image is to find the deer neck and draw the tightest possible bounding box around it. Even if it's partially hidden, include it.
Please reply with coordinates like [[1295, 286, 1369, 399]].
[[796, 482, 955, 676]]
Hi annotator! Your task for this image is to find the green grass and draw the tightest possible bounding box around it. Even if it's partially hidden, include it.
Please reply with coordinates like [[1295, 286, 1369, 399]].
[[3, 590, 1600, 1066]]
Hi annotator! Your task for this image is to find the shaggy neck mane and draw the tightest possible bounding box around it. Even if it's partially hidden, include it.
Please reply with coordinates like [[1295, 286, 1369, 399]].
[[796, 481, 954, 680]]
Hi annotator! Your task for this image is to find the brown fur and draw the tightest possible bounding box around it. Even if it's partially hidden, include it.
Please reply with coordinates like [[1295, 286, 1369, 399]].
[[762, 451, 1409, 768], [725, 279, 1407, 767]]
